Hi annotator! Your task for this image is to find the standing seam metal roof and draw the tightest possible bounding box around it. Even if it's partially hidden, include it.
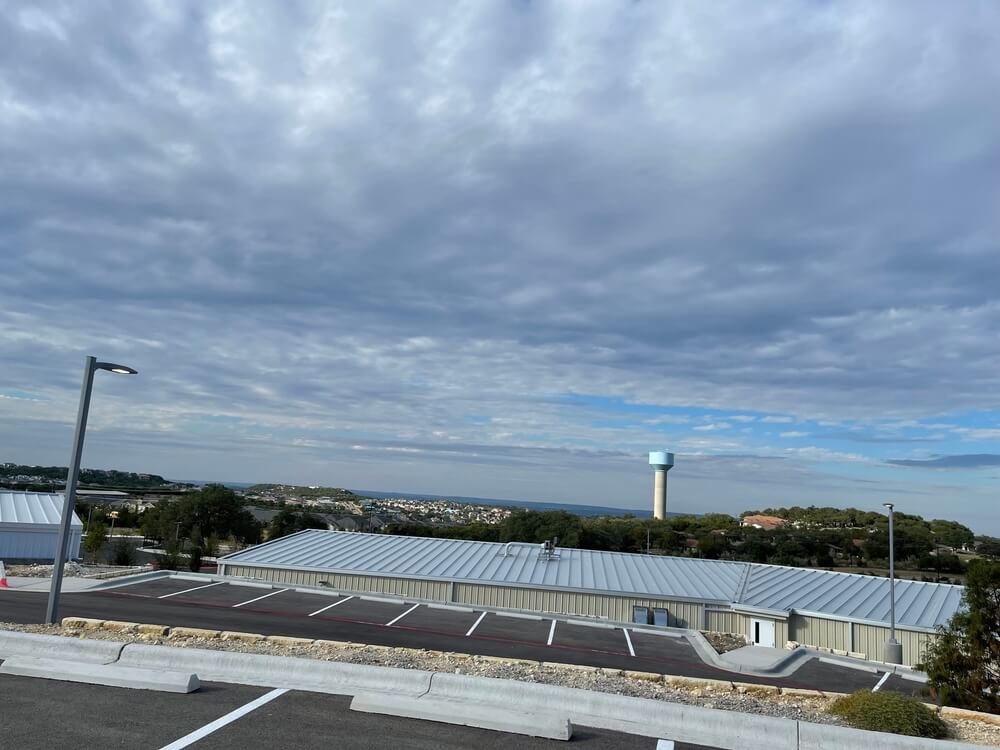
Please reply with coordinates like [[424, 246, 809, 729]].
[[220, 529, 964, 630], [0, 492, 82, 527]]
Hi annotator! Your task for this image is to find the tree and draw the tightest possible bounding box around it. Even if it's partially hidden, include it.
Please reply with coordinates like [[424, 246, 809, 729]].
[[141, 485, 261, 544], [82, 524, 108, 563], [930, 520, 975, 550], [498, 510, 582, 547], [268, 509, 327, 540], [188, 545, 203, 572], [921, 560, 1000, 712], [977, 539, 1000, 559]]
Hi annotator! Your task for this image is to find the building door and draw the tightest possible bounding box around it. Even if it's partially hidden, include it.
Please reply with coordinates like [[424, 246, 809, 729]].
[[749, 618, 776, 648], [632, 606, 650, 624]]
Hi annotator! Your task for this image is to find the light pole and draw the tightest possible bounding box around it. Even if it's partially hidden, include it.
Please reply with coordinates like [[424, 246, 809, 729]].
[[883, 502, 902, 664], [45, 356, 137, 624]]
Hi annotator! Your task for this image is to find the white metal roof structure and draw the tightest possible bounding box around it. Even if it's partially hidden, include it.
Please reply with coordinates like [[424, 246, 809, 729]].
[[739, 563, 963, 630], [219, 529, 964, 632], [0, 492, 81, 528], [0, 492, 82, 561]]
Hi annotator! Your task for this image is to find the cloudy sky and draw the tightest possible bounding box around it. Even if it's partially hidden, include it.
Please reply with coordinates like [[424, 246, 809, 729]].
[[2, 1, 999, 533]]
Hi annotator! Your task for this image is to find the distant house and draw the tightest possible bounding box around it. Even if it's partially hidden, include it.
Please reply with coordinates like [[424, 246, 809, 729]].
[[740, 514, 788, 531]]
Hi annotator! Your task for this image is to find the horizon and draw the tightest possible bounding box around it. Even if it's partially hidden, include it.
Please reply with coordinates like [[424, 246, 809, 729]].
[[2, 3, 998, 536]]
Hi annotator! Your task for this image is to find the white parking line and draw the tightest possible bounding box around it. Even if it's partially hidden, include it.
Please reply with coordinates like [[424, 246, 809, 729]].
[[158, 581, 224, 600], [547, 619, 557, 646], [158, 688, 288, 750], [232, 588, 288, 608], [386, 603, 421, 626], [466, 611, 487, 636], [872, 671, 891, 692], [308, 595, 354, 617], [623, 628, 636, 657], [656, 741, 675, 750]]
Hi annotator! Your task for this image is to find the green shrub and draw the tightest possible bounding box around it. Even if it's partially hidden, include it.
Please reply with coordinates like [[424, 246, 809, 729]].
[[111, 539, 136, 567], [829, 690, 949, 739], [159, 543, 181, 571]]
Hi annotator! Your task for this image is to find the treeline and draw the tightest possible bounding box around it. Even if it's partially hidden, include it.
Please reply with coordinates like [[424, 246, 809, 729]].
[[387, 507, 994, 579], [1, 463, 169, 488], [747, 506, 977, 549]]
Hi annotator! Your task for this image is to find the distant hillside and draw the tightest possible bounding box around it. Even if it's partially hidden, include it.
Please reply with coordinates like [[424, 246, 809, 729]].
[[743, 505, 976, 548], [243, 484, 364, 501], [0, 462, 172, 489]]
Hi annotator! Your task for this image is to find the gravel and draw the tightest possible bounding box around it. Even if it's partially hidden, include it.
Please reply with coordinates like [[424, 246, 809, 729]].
[[2, 621, 997, 746], [702, 630, 748, 654], [5, 563, 143, 579]]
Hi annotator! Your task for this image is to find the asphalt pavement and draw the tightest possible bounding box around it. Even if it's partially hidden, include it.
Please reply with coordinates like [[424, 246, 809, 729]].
[[0, 576, 906, 695], [0, 669, 721, 749]]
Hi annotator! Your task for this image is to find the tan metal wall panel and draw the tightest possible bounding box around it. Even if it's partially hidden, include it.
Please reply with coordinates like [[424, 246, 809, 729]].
[[775, 619, 789, 646], [705, 609, 742, 634], [452, 583, 703, 627], [790, 615, 850, 652], [851, 624, 933, 667], [223, 567, 449, 601]]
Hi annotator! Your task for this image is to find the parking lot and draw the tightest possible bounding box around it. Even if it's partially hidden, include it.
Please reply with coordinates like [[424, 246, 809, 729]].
[[0, 669, 720, 749], [101, 577, 716, 672], [0, 575, 909, 694]]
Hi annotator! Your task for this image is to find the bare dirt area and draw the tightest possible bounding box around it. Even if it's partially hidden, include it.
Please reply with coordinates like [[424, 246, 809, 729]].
[[3, 621, 998, 747]]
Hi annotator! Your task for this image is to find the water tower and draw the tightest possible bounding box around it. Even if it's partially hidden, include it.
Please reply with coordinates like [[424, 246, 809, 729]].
[[649, 451, 675, 520]]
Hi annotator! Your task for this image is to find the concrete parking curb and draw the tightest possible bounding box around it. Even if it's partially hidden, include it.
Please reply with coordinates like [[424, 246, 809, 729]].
[[116, 643, 434, 697], [0, 630, 125, 664], [0, 655, 199, 693], [351, 692, 574, 740]]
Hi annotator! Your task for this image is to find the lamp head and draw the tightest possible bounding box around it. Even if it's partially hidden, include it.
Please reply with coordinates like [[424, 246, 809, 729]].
[[95, 362, 138, 375], [883, 502, 894, 511]]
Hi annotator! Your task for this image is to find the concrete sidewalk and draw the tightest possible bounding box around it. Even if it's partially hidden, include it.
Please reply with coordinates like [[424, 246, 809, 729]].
[[717, 646, 794, 670]]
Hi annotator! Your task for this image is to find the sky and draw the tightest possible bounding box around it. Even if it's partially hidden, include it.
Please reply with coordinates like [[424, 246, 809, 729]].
[[1, 1, 999, 534]]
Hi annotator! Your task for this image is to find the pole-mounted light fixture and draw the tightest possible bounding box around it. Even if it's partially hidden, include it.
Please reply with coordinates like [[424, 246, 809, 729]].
[[883, 502, 902, 664], [45, 356, 137, 624]]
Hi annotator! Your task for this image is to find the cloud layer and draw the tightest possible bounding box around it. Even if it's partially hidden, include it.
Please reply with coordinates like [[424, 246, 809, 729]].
[[2, 1, 999, 532]]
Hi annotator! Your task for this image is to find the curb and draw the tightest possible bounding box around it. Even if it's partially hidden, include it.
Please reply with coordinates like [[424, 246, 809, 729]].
[[53, 617, 836, 698], [0, 629, 987, 749]]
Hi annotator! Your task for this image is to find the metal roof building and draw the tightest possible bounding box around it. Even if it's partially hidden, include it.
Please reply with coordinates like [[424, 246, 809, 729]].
[[219, 529, 964, 666], [0, 492, 82, 562]]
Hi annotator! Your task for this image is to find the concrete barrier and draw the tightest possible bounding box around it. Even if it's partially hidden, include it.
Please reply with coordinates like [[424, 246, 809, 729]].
[[0, 631, 124, 664], [0, 656, 199, 693], [797, 721, 979, 750], [351, 693, 573, 740], [117, 643, 433, 697], [428, 673, 798, 750]]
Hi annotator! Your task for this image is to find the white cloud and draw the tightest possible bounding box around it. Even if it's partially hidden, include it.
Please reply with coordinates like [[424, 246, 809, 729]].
[[693, 422, 733, 432], [1, 1, 999, 532]]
